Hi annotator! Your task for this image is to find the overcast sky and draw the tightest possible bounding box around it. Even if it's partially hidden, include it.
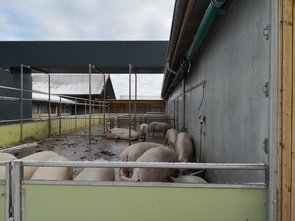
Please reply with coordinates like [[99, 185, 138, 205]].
[[0, 0, 174, 99]]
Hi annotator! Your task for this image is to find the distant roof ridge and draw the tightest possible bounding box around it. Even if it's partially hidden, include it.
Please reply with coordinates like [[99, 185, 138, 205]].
[[32, 73, 109, 95]]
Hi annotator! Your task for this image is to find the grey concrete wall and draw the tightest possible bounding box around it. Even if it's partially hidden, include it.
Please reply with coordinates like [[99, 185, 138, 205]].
[[166, 0, 271, 183], [0, 68, 32, 122]]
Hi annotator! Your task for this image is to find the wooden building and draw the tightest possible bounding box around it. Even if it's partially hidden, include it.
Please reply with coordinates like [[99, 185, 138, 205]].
[[97, 99, 165, 113]]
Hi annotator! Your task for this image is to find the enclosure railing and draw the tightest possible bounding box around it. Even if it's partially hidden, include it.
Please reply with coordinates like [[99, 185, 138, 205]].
[[0, 75, 108, 147], [0, 161, 11, 221], [8, 160, 268, 221], [0, 63, 170, 148]]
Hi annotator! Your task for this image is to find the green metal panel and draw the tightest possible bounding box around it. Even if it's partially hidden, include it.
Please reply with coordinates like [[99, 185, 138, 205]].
[[0, 121, 48, 148], [0, 184, 5, 221], [0, 115, 107, 148], [23, 184, 266, 221]]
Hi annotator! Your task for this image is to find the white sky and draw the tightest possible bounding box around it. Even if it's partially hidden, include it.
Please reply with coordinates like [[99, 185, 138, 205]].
[[0, 0, 175, 99]]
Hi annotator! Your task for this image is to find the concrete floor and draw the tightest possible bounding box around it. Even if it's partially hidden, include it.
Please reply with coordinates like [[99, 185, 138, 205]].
[[3, 132, 166, 179]]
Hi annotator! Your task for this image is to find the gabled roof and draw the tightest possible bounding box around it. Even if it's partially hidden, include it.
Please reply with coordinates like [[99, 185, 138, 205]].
[[32, 93, 75, 104], [32, 73, 109, 95]]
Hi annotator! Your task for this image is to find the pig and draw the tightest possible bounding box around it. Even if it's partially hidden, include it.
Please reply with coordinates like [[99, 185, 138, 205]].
[[165, 128, 178, 147], [0, 153, 16, 179], [21, 151, 59, 179], [175, 132, 193, 162], [149, 122, 171, 136], [120, 142, 164, 177], [138, 123, 149, 141], [74, 159, 115, 181], [119, 145, 178, 182], [105, 128, 138, 141], [170, 175, 207, 184], [31, 155, 73, 180]]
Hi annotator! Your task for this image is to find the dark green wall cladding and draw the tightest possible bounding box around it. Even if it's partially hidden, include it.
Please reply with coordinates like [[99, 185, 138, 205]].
[[0, 68, 32, 121]]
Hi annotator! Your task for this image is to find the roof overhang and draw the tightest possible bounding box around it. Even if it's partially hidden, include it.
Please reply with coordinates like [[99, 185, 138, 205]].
[[161, 0, 211, 98], [0, 41, 168, 74]]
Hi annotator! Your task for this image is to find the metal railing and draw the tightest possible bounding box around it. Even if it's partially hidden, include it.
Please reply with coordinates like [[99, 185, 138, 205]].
[[0, 63, 168, 147], [0, 161, 11, 221], [0, 160, 269, 221]]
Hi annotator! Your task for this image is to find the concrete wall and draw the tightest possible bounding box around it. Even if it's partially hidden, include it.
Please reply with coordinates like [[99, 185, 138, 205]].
[[166, 0, 271, 183], [0, 68, 32, 122]]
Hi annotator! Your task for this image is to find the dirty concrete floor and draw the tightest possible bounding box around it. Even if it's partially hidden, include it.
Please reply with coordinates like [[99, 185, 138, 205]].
[[37, 135, 164, 161], [7, 133, 166, 180]]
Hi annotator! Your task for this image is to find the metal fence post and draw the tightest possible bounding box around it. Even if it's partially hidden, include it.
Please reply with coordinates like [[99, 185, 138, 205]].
[[20, 65, 24, 142], [59, 97, 62, 135], [128, 64, 132, 145], [89, 64, 92, 144], [5, 162, 12, 221], [12, 161, 22, 221], [75, 98, 77, 132], [103, 74, 106, 133], [134, 72, 137, 130], [48, 74, 51, 137]]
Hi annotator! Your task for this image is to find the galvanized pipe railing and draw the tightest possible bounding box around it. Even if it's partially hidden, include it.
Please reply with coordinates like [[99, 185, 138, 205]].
[[0, 161, 12, 221], [18, 160, 268, 171]]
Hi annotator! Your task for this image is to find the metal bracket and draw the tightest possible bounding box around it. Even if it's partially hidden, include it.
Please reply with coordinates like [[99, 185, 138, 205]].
[[263, 82, 269, 97], [263, 138, 269, 154], [263, 24, 271, 40]]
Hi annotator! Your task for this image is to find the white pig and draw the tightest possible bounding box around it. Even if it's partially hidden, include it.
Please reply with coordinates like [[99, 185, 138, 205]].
[[0, 153, 16, 179], [138, 123, 149, 141], [31, 155, 73, 180], [171, 175, 207, 184], [175, 132, 193, 162], [165, 128, 179, 147], [22, 151, 59, 179], [149, 122, 171, 136], [120, 145, 178, 182], [105, 128, 138, 141], [120, 142, 163, 177], [74, 159, 115, 181]]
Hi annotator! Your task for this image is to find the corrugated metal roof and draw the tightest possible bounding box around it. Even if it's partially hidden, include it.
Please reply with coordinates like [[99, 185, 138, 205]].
[[32, 74, 109, 95], [32, 93, 75, 104]]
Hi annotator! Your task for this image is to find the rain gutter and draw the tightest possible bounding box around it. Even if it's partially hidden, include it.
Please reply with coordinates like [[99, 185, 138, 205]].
[[164, 0, 226, 99], [161, 0, 188, 98]]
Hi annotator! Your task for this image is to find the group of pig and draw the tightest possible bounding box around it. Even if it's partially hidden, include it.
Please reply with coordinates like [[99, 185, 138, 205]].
[[118, 127, 206, 183], [0, 151, 72, 180], [0, 123, 207, 184], [104, 121, 172, 141], [0, 151, 114, 181]]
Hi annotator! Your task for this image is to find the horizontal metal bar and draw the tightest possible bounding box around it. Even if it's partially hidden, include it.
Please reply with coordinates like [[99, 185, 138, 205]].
[[21, 180, 267, 189], [0, 96, 34, 102], [0, 85, 22, 92], [0, 118, 42, 123], [0, 161, 10, 166], [0, 114, 106, 124], [0, 96, 20, 101], [18, 160, 268, 170], [0, 85, 100, 104]]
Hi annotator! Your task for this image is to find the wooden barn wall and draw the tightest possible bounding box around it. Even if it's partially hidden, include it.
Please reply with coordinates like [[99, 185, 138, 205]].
[[279, 0, 295, 221], [99, 100, 165, 113]]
